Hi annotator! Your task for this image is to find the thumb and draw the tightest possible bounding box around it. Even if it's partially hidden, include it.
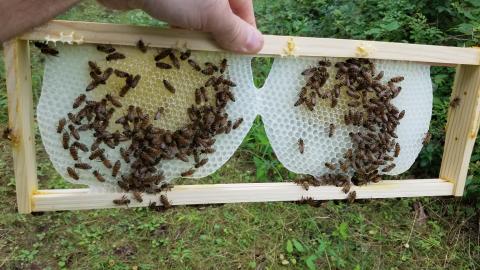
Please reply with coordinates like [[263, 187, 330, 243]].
[[209, 12, 263, 54]]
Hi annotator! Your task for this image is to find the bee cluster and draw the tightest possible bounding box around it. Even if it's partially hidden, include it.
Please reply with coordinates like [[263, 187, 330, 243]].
[[52, 40, 242, 207], [295, 58, 407, 199]]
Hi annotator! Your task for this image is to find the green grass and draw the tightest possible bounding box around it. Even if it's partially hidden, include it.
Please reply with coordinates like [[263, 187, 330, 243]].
[[1, 0, 480, 269]]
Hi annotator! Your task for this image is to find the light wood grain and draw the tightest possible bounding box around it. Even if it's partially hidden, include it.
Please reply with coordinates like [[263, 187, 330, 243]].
[[440, 65, 480, 196], [32, 179, 453, 212], [3, 39, 38, 213], [20, 20, 480, 66]]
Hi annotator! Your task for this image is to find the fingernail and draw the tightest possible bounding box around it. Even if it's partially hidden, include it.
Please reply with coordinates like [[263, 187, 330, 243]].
[[243, 28, 263, 53]]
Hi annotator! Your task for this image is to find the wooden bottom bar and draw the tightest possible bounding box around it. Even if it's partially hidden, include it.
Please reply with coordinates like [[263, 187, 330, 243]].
[[32, 179, 453, 212]]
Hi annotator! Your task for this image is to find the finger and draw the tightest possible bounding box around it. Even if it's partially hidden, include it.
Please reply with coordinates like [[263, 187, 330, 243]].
[[209, 11, 263, 53], [228, 0, 256, 27]]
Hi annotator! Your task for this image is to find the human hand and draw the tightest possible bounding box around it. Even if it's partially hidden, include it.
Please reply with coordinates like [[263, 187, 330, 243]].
[[97, 0, 264, 53]]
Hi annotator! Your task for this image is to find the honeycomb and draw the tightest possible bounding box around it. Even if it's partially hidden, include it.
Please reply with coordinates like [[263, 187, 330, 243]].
[[257, 57, 432, 177], [37, 44, 432, 191]]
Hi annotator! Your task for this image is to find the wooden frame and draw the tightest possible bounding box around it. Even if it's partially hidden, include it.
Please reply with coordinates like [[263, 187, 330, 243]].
[[4, 20, 480, 213]]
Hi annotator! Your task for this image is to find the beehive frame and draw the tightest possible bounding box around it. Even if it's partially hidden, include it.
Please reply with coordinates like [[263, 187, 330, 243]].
[[4, 20, 480, 213]]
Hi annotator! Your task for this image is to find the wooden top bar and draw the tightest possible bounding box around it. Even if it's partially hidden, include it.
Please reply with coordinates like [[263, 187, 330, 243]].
[[20, 20, 480, 66]]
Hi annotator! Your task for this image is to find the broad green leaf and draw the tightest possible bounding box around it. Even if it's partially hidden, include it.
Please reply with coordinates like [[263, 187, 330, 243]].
[[292, 239, 305, 252], [286, 240, 293, 253], [305, 255, 318, 270]]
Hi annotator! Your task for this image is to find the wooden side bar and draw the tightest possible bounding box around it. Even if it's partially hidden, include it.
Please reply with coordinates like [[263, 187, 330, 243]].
[[3, 39, 38, 213], [440, 65, 480, 196], [20, 20, 480, 66], [32, 179, 454, 212]]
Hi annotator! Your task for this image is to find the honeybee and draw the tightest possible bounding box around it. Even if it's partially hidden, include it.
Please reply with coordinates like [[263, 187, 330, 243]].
[[112, 160, 121, 177], [88, 61, 102, 75], [86, 80, 99, 91], [113, 194, 130, 205], [128, 74, 141, 88], [293, 178, 310, 190], [114, 69, 130, 78], [106, 94, 122, 107], [201, 66, 215, 76], [195, 158, 208, 168], [132, 191, 143, 202], [314, 57, 329, 66], [339, 160, 349, 172], [158, 182, 173, 192], [325, 162, 336, 170], [341, 182, 351, 194], [62, 132, 70, 149], [188, 59, 201, 71], [154, 48, 172, 61], [69, 145, 79, 160], [34, 42, 59, 56], [67, 167, 79, 180], [394, 143, 400, 157], [201, 147, 215, 154], [106, 52, 126, 61], [397, 110, 405, 120], [331, 97, 338, 108], [347, 191, 356, 203], [181, 168, 195, 177], [450, 96, 461, 108], [75, 163, 92, 169], [119, 85, 131, 97], [156, 62, 172, 69], [374, 71, 384, 80], [180, 50, 191, 60], [169, 52, 180, 69], [68, 125, 80, 140], [301, 67, 317, 76], [92, 170, 105, 182], [195, 88, 202, 104], [200, 87, 208, 102], [347, 100, 361, 107], [175, 152, 189, 162], [101, 67, 114, 81], [219, 58, 228, 74], [160, 195, 172, 209], [204, 76, 217, 87], [72, 95, 86, 110], [222, 79, 237, 87], [57, 118, 66, 133], [328, 123, 335, 138], [101, 156, 113, 169], [72, 141, 88, 152], [422, 132, 431, 146], [89, 148, 105, 160], [97, 44, 115, 54], [298, 138, 304, 154], [389, 76, 404, 83], [232, 118, 243, 129], [163, 79, 176, 93], [381, 163, 396, 172], [136, 39, 148, 53]]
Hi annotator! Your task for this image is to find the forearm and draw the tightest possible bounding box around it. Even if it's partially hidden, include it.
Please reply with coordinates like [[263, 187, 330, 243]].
[[0, 0, 80, 43]]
